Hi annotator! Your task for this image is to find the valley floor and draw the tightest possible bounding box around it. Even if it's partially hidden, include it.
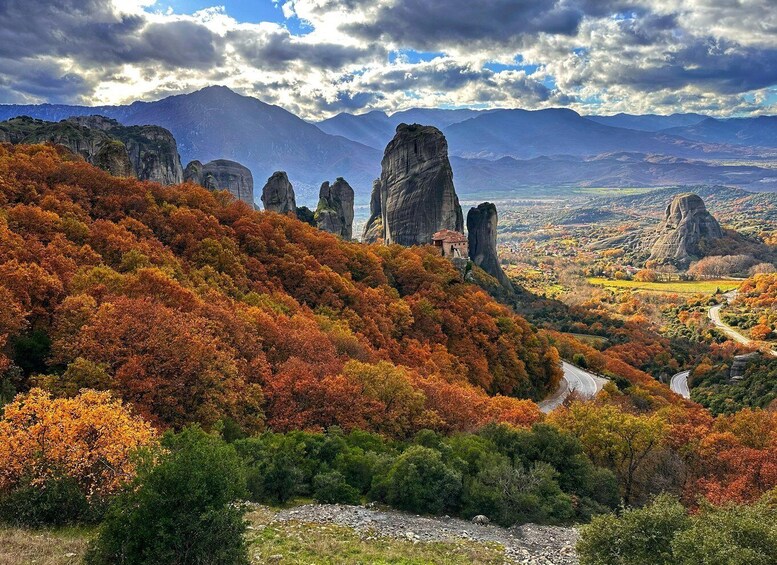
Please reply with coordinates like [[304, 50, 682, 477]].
[[0, 503, 580, 565]]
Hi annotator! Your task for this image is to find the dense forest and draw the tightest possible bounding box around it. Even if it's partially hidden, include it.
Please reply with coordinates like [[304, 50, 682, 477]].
[[0, 143, 561, 437]]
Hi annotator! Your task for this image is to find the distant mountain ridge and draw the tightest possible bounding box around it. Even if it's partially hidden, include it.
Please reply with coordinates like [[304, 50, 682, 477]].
[[662, 116, 777, 148], [0, 86, 775, 201], [586, 113, 708, 132]]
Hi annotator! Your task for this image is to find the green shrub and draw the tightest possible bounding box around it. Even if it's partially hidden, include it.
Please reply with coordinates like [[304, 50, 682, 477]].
[[0, 476, 97, 527], [672, 502, 777, 565], [577, 495, 690, 565], [466, 462, 573, 526], [313, 471, 360, 504], [383, 445, 461, 514], [85, 426, 248, 565], [235, 434, 307, 503], [573, 353, 588, 368]]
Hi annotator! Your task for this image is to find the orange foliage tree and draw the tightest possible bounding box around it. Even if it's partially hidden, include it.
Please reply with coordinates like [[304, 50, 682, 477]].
[[0, 388, 156, 497]]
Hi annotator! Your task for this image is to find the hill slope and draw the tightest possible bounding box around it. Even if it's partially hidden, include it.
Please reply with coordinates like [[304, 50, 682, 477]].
[[0, 143, 560, 435]]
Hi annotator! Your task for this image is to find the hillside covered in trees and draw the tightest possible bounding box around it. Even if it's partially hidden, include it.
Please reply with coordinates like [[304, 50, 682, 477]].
[[0, 143, 562, 437]]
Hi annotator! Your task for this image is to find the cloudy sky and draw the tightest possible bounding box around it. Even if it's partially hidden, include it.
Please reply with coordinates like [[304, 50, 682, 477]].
[[1, 0, 775, 118]]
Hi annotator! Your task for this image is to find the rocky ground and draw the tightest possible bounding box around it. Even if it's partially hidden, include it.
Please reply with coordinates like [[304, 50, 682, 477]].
[[266, 503, 580, 564]]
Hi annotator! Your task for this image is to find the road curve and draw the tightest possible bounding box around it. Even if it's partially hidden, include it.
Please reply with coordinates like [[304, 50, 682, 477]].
[[670, 370, 691, 399], [709, 291, 777, 357], [539, 361, 608, 413]]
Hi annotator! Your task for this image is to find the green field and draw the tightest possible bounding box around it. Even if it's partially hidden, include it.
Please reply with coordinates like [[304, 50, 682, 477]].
[[587, 277, 740, 295]]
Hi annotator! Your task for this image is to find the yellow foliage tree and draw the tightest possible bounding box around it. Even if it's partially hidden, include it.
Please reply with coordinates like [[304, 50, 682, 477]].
[[0, 388, 157, 497]]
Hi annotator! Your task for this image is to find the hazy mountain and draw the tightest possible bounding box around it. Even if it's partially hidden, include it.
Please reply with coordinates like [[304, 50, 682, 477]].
[[443, 108, 757, 160], [316, 110, 395, 151], [586, 113, 707, 131], [0, 86, 381, 202], [317, 107, 489, 150], [662, 116, 777, 148]]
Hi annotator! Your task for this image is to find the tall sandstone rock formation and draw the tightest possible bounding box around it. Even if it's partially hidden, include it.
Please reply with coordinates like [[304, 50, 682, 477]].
[[467, 202, 511, 288], [376, 124, 464, 246], [362, 179, 385, 243], [315, 177, 354, 239], [649, 193, 724, 268], [0, 115, 183, 184], [261, 171, 297, 214], [185, 159, 254, 206]]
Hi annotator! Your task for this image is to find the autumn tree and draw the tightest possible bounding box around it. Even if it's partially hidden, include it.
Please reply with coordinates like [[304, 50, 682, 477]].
[[0, 388, 156, 497], [551, 402, 667, 504]]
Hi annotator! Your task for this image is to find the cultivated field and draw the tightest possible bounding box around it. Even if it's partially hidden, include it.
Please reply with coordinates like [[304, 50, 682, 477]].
[[587, 278, 740, 295]]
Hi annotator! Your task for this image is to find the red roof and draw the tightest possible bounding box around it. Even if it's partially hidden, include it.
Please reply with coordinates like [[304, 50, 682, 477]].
[[432, 229, 467, 243]]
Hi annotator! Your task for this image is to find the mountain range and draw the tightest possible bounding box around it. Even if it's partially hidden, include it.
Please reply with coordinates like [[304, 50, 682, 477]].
[[0, 86, 775, 202]]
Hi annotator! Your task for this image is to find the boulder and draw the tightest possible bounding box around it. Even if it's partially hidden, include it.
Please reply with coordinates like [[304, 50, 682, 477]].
[[378, 123, 464, 246], [185, 159, 254, 206], [467, 202, 511, 288], [649, 193, 724, 268], [362, 179, 384, 243], [261, 171, 297, 214], [315, 177, 355, 239]]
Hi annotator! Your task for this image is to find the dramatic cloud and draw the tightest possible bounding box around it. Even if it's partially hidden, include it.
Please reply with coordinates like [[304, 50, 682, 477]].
[[0, 0, 774, 115]]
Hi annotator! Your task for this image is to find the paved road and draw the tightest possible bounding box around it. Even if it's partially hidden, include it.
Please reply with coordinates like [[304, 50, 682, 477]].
[[539, 361, 608, 413], [670, 370, 691, 399], [708, 291, 777, 357], [673, 291, 776, 400]]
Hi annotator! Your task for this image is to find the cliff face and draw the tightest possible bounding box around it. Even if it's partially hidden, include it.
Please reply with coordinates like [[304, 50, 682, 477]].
[[649, 193, 724, 267], [185, 159, 254, 206], [261, 171, 297, 214], [378, 124, 464, 246], [0, 115, 184, 184], [362, 179, 384, 243], [315, 177, 354, 239], [93, 140, 133, 177], [66, 116, 183, 184], [467, 202, 511, 288]]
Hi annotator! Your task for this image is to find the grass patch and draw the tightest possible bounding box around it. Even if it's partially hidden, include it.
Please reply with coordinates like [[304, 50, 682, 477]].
[[245, 509, 505, 564], [587, 277, 739, 295], [1, 507, 507, 564], [565, 332, 610, 348], [0, 526, 93, 565]]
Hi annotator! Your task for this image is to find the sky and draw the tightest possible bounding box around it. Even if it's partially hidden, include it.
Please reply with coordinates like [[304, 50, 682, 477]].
[[0, 0, 775, 119]]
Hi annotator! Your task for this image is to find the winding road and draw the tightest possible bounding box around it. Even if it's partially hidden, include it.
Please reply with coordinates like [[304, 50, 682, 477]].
[[671, 289, 777, 399], [669, 370, 691, 399], [539, 361, 608, 413], [708, 291, 777, 357]]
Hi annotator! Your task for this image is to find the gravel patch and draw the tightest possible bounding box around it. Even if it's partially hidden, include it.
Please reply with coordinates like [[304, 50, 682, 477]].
[[269, 503, 579, 565]]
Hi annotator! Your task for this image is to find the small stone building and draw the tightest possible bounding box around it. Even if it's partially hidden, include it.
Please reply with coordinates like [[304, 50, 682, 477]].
[[432, 229, 468, 259]]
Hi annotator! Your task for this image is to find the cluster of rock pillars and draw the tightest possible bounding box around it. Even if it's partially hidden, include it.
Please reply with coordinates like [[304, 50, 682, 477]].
[[258, 123, 512, 289]]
